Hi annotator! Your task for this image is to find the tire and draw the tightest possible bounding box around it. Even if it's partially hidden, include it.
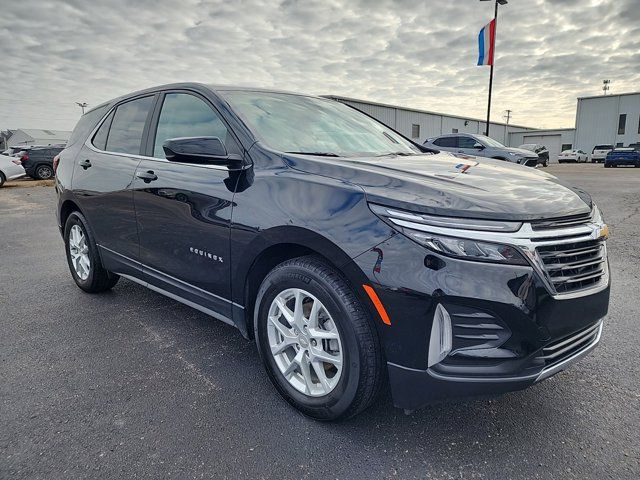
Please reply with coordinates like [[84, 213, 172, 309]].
[[543, 159, 549, 167], [604, 163, 610, 168], [0, 172, 5, 187], [254, 256, 383, 420], [64, 211, 119, 292], [34, 164, 54, 180]]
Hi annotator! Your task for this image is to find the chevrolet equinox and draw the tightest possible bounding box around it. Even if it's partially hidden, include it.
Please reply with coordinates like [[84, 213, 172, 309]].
[[56, 83, 610, 420]]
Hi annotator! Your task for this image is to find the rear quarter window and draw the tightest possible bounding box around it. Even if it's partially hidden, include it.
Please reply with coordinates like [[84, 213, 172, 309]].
[[66, 104, 110, 147]]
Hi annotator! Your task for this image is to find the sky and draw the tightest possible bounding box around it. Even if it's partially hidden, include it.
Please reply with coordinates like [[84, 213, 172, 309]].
[[1, 0, 639, 133]]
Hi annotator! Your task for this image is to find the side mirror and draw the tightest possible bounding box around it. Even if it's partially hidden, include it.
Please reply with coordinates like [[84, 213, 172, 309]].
[[163, 137, 243, 169], [473, 142, 485, 150]]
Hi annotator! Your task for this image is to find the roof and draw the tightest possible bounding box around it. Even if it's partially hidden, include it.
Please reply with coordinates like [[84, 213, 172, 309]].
[[324, 95, 535, 130], [577, 91, 640, 100], [17, 128, 71, 139]]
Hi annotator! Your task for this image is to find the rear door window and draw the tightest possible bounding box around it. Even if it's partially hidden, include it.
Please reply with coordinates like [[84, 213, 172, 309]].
[[105, 96, 154, 155], [434, 137, 457, 148]]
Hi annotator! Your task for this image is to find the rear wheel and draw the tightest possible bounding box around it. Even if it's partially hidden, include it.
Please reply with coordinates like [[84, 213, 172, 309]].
[[64, 211, 119, 292], [34, 164, 54, 180], [254, 256, 383, 420], [0, 172, 5, 187]]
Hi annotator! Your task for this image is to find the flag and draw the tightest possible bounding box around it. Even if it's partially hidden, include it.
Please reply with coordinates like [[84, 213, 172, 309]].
[[477, 19, 496, 66]]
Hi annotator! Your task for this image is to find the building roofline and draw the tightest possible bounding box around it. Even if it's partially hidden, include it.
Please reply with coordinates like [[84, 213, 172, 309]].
[[577, 91, 640, 100], [323, 94, 536, 129]]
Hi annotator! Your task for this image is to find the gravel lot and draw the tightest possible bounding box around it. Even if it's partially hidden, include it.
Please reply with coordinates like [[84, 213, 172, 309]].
[[1, 164, 638, 479]]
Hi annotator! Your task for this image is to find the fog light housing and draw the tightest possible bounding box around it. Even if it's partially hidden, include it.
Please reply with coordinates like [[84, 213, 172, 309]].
[[428, 304, 453, 367]]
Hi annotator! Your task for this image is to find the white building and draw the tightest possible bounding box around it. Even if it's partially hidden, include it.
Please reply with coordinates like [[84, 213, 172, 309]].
[[328, 91, 640, 163], [574, 92, 640, 150], [324, 95, 535, 146], [7, 128, 71, 147]]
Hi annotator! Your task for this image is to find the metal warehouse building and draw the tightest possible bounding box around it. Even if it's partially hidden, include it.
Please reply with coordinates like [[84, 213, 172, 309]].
[[329, 91, 640, 163], [325, 95, 535, 148]]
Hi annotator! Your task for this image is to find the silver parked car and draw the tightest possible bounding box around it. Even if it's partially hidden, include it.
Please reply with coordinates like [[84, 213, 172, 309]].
[[0, 153, 26, 187], [424, 133, 539, 167]]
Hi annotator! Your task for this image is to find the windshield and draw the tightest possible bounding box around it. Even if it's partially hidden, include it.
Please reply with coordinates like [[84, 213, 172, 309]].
[[221, 91, 420, 157], [474, 135, 505, 148]]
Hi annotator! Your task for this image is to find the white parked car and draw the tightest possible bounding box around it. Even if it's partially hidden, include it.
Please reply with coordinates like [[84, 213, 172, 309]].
[[558, 149, 588, 163], [590, 144, 613, 163], [0, 153, 26, 187]]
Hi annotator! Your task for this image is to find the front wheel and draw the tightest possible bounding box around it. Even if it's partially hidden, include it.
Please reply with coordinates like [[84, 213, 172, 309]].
[[254, 256, 383, 420], [64, 211, 119, 292]]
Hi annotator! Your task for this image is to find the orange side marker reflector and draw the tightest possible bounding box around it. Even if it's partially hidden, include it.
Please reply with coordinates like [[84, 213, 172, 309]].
[[363, 284, 391, 326]]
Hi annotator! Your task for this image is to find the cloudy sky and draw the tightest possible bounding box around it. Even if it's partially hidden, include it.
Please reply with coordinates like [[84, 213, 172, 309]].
[[1, 0, 639, 133]]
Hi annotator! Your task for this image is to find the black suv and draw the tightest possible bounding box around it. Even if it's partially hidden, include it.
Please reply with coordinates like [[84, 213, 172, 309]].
[[19, 145, 64, 179], [56, 84, 610, 420]]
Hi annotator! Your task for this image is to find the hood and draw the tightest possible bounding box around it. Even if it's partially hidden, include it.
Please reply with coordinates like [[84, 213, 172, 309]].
[[283, 151, 592, 221], [503, 147, 539, 157]]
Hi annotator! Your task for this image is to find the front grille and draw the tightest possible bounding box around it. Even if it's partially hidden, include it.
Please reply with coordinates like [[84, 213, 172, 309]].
[[536, 239, 606, 294], [539, 321, 601, 367], [531, 212, 592, 231]]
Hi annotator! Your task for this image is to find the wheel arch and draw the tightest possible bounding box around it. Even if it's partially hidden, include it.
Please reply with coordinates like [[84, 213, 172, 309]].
[[59, 198, 83, 230], [236, 227, 372, 339]]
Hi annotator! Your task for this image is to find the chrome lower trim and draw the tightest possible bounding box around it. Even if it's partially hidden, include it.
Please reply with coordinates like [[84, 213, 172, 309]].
[[120, 273, 235, 327]]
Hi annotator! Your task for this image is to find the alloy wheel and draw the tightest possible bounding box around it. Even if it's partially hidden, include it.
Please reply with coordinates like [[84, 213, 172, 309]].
[[68, 224, 90, 280], [267, 288, 343, 397]]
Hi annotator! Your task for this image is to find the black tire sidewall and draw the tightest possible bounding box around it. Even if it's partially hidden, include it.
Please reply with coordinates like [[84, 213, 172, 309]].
[[254, 264, 364, 419], [36, 164, 53, 180], [64, 213, 99, 291]]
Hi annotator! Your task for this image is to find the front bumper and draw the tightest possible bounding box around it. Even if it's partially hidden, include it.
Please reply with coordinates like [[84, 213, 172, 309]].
[[387, 320, 603, 410], [352, 229, 610, 410]]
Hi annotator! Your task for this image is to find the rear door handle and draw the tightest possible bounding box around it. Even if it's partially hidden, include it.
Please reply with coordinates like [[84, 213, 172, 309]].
[[136, 170, 158, 183], [79, 159, 92, 170]]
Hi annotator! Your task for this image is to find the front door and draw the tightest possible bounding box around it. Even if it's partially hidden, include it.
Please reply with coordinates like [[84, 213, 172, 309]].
[[72, 95, 156, 276], [133, 91, 240, 323]]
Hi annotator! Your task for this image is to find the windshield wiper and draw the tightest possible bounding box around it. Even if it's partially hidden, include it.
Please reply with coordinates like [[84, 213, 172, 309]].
[[285, 151, 341, 157]]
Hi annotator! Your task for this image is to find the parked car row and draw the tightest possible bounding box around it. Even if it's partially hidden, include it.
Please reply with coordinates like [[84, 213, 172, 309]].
[[0, 144, 65, 183], [424, 134, 541, 167]]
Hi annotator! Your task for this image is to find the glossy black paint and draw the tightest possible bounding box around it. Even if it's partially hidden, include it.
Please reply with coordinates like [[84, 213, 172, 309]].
[[56, 83, 610, 410]]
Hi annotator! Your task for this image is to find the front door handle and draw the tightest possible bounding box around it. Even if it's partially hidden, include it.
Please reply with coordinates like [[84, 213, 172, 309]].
[[79, 159, 92, 170], [136, 170, 158, 183]]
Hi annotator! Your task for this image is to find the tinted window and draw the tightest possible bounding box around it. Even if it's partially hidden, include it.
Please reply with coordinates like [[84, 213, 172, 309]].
[[105, 96, 154, 155], [434, 137, 457, 147], [458, 136, 477, 148], [221, 91, 419, 157], [67, 104, 109, 147], [92, 110, 114, 150], [153, 93, 230, 158]]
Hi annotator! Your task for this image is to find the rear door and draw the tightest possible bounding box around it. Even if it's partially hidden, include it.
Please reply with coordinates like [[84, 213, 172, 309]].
[[72, 94, 156, 276], [133, 90, 241, 324]]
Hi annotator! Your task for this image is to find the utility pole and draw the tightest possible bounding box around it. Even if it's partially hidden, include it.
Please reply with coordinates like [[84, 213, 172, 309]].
[[480, 0, 508, 137], [503, 109, 512, 145], [602, 79, 611, 95], [75, 102, 88, 114]]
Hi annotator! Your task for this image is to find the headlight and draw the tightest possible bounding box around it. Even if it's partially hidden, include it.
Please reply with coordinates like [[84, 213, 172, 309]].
[[370, 204, 529, 266], [405, 231, 528, 265]]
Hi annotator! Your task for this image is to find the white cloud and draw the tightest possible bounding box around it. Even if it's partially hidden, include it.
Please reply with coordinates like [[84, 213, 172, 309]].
[[1, 0, 638, 131]]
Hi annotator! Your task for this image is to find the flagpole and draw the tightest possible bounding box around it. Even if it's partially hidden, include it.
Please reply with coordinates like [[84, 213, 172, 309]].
[[485, 0, 499, 136]]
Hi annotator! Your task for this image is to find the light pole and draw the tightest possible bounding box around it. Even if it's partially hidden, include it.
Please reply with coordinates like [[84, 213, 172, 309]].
[[75, 102, 88, 114], [503, 109, 512, 145], [480, 0, 508, 137]]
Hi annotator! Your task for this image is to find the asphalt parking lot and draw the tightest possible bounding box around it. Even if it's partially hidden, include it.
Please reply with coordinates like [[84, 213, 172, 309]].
[[1, 164, 638, 480]]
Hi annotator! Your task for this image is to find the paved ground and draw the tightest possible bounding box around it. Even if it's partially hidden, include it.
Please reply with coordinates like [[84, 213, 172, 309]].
[[1, 164, 638, 479]]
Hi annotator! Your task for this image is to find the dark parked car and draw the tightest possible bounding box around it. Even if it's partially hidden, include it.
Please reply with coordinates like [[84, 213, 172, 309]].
[[56, 84, 610, 420], [19, 145, 65, 179], [424, 133, 540, 167], [604, 147, 640, 168], [519, 143, 549, 167]]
